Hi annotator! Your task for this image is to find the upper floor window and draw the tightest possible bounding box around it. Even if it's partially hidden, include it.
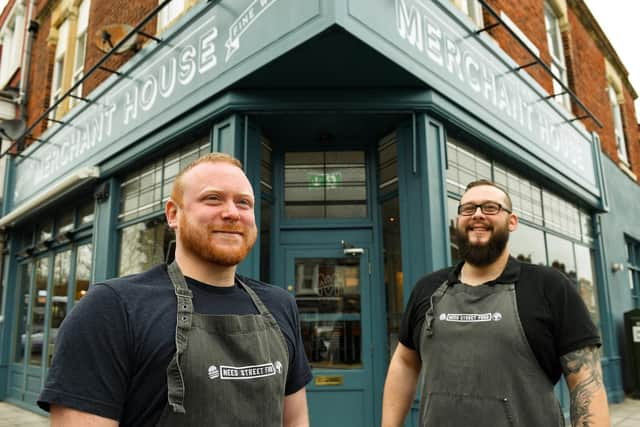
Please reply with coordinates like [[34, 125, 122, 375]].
[[0, 2, 25, 88], [451, 0, 483, 27], [157, 0, 187, 32], [48, 0, 91, 123], [70, 0, 89, 108], [608, 84, 629, 165], [544, 1, 570, 110], [50, 19, 69, 122]]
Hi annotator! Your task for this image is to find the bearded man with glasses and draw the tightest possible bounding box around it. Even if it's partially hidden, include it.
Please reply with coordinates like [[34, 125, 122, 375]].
[[382, 179, 610, 427]]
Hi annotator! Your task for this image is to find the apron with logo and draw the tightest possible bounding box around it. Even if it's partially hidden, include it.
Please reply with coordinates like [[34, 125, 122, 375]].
[[419, 280, 564, 427], [156, 262, 289, 426]]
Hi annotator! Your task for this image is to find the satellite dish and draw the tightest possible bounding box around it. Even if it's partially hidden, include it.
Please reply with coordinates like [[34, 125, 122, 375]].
[[0, 118, 26, 140], [95, 24, 137, 54]]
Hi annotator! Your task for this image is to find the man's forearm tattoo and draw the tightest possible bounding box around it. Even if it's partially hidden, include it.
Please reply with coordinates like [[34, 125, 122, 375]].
[[561, 346, 603, 426]]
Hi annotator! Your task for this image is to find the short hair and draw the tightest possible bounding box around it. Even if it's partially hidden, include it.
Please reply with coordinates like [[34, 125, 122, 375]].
[[463, 179, 512, 210], [170, 152, 243, 206]]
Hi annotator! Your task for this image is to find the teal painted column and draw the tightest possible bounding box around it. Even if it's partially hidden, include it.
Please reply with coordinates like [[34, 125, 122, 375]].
[[396, 113, 449, 427], [397, 113, 449, 303], [212, 114, 260, 279], [92, 179, 120, 283]]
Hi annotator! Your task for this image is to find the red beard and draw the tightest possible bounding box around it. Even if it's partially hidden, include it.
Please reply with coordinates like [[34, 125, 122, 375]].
[[179, 214, 257, 266]]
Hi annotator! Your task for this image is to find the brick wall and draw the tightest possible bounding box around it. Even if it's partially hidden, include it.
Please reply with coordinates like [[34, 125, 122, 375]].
[[24, 0, 158, 143], [485, 0, 553, 94]]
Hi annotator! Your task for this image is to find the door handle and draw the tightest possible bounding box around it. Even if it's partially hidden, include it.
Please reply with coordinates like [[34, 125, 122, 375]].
[[343, 247, 364, 256]]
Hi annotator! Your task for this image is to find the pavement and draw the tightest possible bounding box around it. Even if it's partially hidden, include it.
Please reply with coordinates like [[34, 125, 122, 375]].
[[0, 397, 639, 426]]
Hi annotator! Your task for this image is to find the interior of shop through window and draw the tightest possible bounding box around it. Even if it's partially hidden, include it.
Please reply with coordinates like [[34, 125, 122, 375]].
[[446, 137, 601, 328]]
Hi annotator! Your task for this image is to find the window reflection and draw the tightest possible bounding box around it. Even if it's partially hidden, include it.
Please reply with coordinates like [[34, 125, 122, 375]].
[[546, 234, 577, 280], [382, 197, 402, 360], [75, 244, 92, 302], [14, 263, 31, 363], [510, 223, 546, 265], [119, 219, 175, 276], [575, 244, 600, 327], [30, 257, 49, 366], [295, 257, 362, 368]]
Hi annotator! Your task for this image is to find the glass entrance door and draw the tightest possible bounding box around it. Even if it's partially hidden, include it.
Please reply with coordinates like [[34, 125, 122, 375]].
[[285, 242, 374, 427]]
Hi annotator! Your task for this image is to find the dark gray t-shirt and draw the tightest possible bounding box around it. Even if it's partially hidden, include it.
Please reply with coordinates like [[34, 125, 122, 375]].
[[38, 264, 312, 426]]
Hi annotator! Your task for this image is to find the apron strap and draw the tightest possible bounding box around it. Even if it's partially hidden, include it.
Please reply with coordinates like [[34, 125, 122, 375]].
[[425, 280, 449, 337], [165, 261, 194, 414]]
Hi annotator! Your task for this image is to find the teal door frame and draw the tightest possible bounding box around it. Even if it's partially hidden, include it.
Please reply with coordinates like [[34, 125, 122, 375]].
[[282, 236, 375, 427]]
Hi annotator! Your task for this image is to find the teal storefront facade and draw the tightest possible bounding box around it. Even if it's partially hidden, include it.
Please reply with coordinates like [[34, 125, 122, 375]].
[[0, 0, 627, 424]]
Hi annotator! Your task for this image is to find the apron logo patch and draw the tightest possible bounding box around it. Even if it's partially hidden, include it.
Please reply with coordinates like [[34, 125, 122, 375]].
[[207, 362, 283, 380], [439, 312, 502, 322]]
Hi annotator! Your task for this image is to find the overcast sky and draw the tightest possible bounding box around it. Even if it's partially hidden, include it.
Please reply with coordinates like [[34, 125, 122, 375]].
[[584, 0, 640, 121]]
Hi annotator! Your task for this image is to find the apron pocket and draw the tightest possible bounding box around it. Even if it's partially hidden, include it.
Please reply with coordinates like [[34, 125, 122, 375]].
[[422, 392, 515, 427]]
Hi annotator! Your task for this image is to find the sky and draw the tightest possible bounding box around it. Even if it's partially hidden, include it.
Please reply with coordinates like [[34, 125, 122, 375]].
[[583, 0, 640, 121]]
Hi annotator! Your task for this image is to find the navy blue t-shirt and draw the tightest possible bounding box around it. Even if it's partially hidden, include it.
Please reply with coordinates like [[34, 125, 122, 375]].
[[38, 264, 312, 426]]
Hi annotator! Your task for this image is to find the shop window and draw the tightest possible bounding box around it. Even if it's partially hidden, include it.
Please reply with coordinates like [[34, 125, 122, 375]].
[[450, 0, 483, 27], [542, 190, 581, 241], [544, 1, 570, 110], [13, 262, 31, 364], [446, 139, 491, 196], [119, 138, 209, 222], [118, 219, 174, 276], [378, 133, 399, 194], [48, 0, 91, 121], [74, 243, 92, 303], [575, 244, 600, 328], [494, 166, 543, 225], [627, 236, 640, 306], [117, 138, 209, 274], [608, 84, 629, 165], [0, 1, 25, 87], [283, 151, 367, 219], [378, 133, 403, 360], [510, 223, 547, 265]]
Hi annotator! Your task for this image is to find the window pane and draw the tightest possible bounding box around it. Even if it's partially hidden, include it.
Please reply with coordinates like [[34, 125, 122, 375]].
[[296, 257, 361, 369], [378, 133, 398, 193], [30, 257, 49, 366], [261, 138, 273, 193], [284, 151, 367, 219], [447, 197, 460, 264], [510, 223, 546, 265], [79, 200, 95, 225], [75, 243, 93, 303], [546, 234, 576, 280], [14, 263, 31, 363], [494, 166, 543, 225], [382, 197, 403, 360], [542, 191, 581, 241], [118, 220, 174, 276], [446, 139, 491, 196], [575, 244, 600, 328], [49, 250, 71, 365]]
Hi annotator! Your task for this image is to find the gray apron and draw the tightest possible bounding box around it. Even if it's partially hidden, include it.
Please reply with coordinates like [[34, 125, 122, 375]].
[[419, 280, 564, 426], [156, 262, 289, 426]]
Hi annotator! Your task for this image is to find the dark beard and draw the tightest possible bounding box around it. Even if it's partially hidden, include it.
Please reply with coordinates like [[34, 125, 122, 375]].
[[456, 224, 509, 267]]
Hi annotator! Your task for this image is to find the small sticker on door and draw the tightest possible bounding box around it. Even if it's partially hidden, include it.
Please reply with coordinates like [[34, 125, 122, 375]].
[[633, 326, 640, 343]]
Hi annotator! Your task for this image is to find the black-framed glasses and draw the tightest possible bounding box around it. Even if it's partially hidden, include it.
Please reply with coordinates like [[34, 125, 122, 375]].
[[457, 202, 511, 216]]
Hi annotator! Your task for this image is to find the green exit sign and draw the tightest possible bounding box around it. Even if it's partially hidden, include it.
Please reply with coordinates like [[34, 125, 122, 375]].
[[308, 172, 342, 188]]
